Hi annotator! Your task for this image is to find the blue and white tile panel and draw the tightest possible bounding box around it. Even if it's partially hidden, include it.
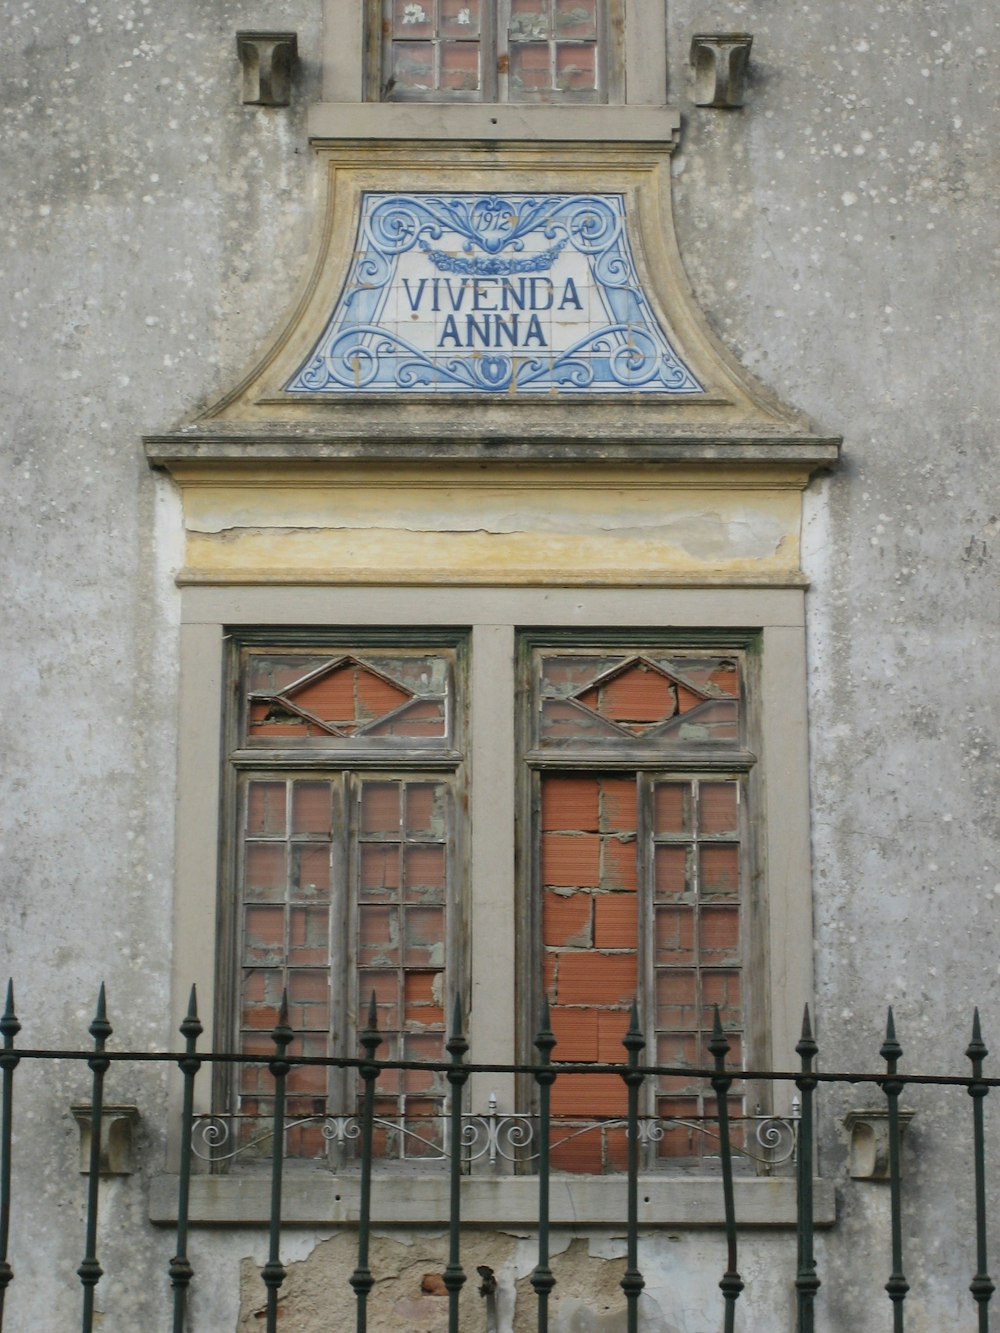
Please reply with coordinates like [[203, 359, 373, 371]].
[[286, 193, 703, 396]]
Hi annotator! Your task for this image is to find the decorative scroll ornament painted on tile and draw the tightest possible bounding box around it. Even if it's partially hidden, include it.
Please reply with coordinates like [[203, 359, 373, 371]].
[[286, 193, 703, 395]]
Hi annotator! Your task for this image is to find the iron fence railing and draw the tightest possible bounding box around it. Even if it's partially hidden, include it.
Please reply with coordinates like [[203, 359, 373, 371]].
[[0, 980, 996, 1332]]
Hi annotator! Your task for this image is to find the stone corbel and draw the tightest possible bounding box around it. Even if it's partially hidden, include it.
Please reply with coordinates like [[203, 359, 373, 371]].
[[690, 34, 754, 108], [843, 1108, 916, 1180], [71, 1103, 141, 1176], [236, 31, 298, 107]]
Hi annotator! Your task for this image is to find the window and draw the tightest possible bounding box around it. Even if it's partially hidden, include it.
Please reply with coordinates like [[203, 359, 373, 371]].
[[226, 638, 466, 1162], [523, 641, 751, 1172], [376, 0, 623, 103], [221, 628, 755, 1173]]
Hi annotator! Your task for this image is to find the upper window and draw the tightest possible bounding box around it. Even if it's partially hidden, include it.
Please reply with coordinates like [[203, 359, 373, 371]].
[[376, 0, 622, 103]]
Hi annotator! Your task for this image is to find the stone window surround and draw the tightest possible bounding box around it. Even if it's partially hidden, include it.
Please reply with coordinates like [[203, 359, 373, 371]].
[[152, 582, 827, 1227]]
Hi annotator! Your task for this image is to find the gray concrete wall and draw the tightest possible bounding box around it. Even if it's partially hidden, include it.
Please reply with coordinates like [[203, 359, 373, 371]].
[[1, 0, 998, 1328]]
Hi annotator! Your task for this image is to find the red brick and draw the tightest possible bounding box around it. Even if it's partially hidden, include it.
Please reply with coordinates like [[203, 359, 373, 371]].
[[675, 684, 705, 714], [542, 833, 601, 888], [599, 777, 637, 833], [708, 661, 740, 696], [543, 892, 593, 948], [549, 1006, 600, 1061], [556, 952, 637, 1006], [287, 905, 329, 966], [580, 663, 677, 725], [551, 1073, 627, 1117], [291, 844, 331, 898], [405, 783, 439, 836], [550, 1133, 605, 1174], [593, 894, 637, 949], [541, 776, 600, 831], [597, 1010, 632, 1061], [292, 664, 356, 723], [601, 837, 637, 891], [355, 666, 410, 720], [243, 904, 286, 964], [702, 970, 742, 1029]]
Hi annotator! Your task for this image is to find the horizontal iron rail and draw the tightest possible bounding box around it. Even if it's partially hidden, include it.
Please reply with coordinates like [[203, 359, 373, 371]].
[[7, 1049, 999, 1088]]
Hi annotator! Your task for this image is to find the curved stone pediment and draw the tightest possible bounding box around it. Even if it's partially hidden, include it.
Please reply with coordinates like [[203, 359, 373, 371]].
[[147, 139, 838, 468]]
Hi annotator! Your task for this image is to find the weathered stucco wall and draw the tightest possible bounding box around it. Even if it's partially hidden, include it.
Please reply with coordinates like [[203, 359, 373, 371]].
[[1, 0, 998, 1329]]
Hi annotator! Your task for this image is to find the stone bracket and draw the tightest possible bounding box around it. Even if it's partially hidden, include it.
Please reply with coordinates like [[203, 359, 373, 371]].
[[843, 1108, 916, 1180], [236, 31, 298, 107], [71, 1103, 141, 1176], [690, 33, 754, 108]]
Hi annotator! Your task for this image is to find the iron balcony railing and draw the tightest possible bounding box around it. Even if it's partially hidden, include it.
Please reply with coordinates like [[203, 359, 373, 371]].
[[0, 981, 996, 1333]]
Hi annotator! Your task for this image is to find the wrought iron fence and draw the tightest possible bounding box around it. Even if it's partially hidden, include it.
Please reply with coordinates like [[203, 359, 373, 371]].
[[0, 980, 996, 1333]]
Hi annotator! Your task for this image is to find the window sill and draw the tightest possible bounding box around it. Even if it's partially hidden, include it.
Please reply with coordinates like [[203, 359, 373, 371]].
[[306, 102, 680, 145], [149, 1173, 835, 1229]]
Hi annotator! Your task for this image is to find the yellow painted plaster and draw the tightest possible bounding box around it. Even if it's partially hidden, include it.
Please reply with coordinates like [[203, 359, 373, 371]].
[[173, 464, 807, 586]]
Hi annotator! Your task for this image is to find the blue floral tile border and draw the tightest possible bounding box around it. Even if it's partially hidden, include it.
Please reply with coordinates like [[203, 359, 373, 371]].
[[286, 193, 703, 395]]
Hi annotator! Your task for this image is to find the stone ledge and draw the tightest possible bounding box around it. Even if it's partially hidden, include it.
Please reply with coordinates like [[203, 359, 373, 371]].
[[149, 1173, 835, 1228], [306, 103, 682, 145]]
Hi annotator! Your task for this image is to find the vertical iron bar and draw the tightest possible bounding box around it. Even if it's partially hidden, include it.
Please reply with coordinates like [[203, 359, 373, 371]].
[[351, 993, 382, 1333], [170, 985, 203, 1333], [967, 1009, 994, 1331], [0, 982, 21, 1331], [794, 1005, 820, 1333], [261, 992, 293, 1333], [620, 1002, 646, 1333], [709, 1006, 744, 1333], [881, 1008, 909, 1331], [530, 999, 556, 1332], [78, 984, 112, 1333], [443, 996, 469, 1333]]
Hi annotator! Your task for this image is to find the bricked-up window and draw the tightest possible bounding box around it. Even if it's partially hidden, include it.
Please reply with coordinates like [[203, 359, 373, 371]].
[[527, 645, 749, 1172], [377, 0, 620, 102], [232, 642, 464, 1161]]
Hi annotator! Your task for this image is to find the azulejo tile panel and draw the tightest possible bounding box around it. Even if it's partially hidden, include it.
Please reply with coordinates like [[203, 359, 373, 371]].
[[286, 193, 703, 396]]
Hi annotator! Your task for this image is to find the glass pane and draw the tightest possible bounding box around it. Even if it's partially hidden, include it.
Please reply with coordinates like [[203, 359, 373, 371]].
[[701, 905, 740, 962], [247, 782, 286, 836], [403, 906, 446, 966], [699, 782, 738, 836], [288, 904, 329, 966], [362, 782, 401, 835], [700, 844, 740, 897], [243, 905, 286, 965], [654, 782, 692, 836], [440, 40, 480, 90], [509, 42, 551, 92], [360, 969, 401, 1032], [404, 970, 445, 1028], [393, 0, 434, 37], [654, 845, 691, 899], [391, 40, 435, 93], [292, 781, 333, 836], [656, 969, 698, 1030], [655, 905, 695, 963], [442, 0, 480, 35], [286, 968, 331, 1031], [405, 782, 446, 837], [358, 905, 400, 965], [403, 844, 447, 898], [510, 0, 550, 39], [555, 0, 596, 38], [555, 41, 596, 91], [290, 844, 331, 900], [244, 843, 286, 900], [360, 843, 401, 896]]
